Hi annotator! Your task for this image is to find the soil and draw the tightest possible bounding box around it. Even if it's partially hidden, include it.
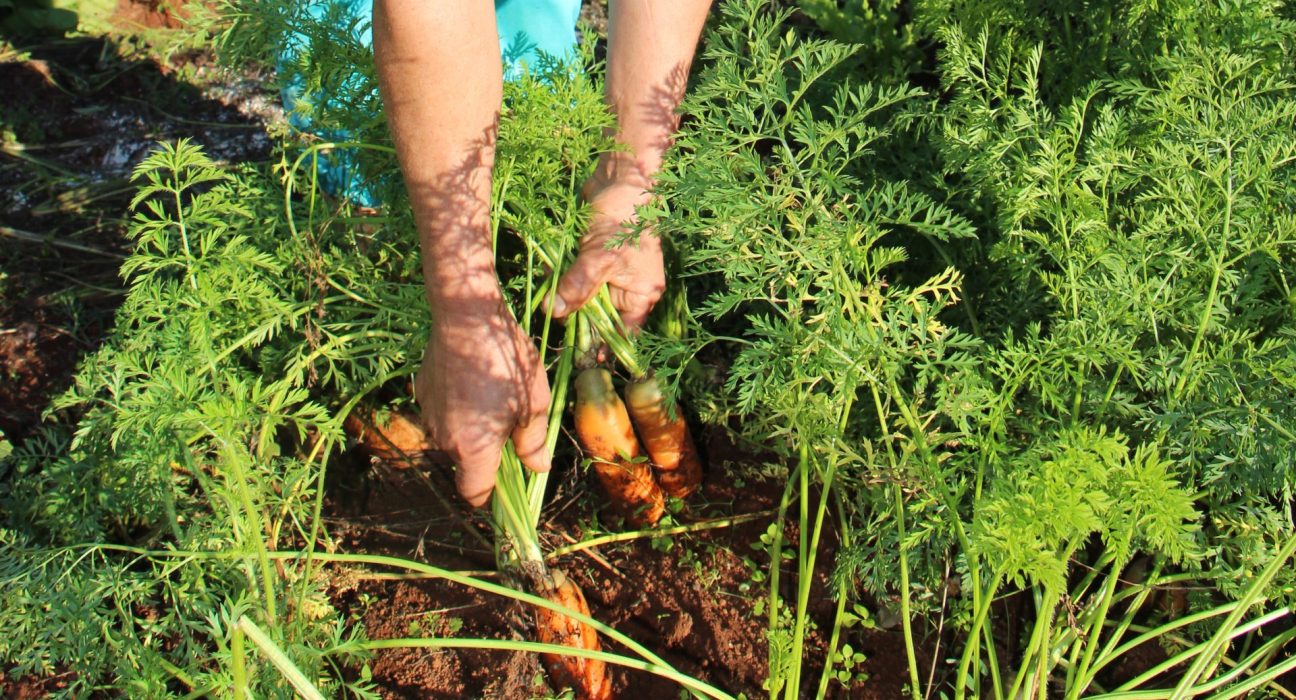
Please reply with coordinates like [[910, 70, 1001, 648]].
[[0, 666, 78, 699], [325, 425, 926, 699]]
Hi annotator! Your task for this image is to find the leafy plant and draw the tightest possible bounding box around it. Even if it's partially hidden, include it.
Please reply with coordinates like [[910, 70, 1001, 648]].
[[651, 0, 1296, 696], [0, 140, 378, 697]]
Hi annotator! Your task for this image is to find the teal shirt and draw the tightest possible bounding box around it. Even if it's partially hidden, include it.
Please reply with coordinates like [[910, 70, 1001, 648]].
[[281, 0, 583, 205]]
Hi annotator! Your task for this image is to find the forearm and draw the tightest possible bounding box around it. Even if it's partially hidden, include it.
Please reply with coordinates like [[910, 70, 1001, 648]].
[[593, 0, 712, 189], [372, 0, 504, 315]]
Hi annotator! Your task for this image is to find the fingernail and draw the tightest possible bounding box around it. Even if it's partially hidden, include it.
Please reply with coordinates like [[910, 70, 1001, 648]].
[[550, 296, 568, 317]]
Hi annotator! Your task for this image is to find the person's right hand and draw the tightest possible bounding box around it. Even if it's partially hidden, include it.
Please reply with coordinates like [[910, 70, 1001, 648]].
[[415, 300, 552, 507]]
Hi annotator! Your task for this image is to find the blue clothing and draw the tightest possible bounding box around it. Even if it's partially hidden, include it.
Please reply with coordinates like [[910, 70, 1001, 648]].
[[280, 0, 583, 206]]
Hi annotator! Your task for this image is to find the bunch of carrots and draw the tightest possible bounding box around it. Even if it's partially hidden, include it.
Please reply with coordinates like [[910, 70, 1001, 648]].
[[344, 269, 702, 699], [570, 289, 703, 527]]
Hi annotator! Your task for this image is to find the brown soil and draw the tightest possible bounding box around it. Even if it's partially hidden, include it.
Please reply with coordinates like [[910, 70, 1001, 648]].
[[111, 0, 190, 32], [0, 666, 79, 699], [325, 425, 925, 699]]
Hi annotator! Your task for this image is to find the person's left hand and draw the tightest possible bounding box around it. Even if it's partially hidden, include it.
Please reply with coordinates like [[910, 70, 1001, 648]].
[[549, 179, 665, 331]]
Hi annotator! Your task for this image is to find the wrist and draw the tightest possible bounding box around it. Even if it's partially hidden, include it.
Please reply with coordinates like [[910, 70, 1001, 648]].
[[424, 262, 506, 322], [427, 287, 506, 322], [587, 149, 659, 195]]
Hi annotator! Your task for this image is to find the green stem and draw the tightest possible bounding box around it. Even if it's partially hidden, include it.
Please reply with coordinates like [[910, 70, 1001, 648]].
[[220, 442, 276, 624], [955, 574, 1002, 700], [788, 451, 838, 699], [1119, 622, 1290, 694], [1171, 147, 1234, 404], [358, 638, 735, 700], [894, 483, 922, 700], [1169, 534, 1296, 698], [1067, 561, 1123, 698], [815, 491, 853, 699], [85, 545, 679, 671], [1084, 563, 1176, 681], [1207, 653, 1296, 700], [783, 443, 814, 699], [531, 322, 578, 523], [1006, 585, 1059, 700], [231, 622, 247, 700], [298, 369, 415, 615], [546, 510, 776, 559], [1093, 365, 1125, 423], [1089, 601, 1239, 683], [237, 616, 325, 700], [767, 454, 801, 699]]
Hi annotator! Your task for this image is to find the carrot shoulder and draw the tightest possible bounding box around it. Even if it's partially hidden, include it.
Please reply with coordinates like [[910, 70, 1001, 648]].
[[343, 405, 429, 465], [573, 368, 665, 527], [624, 376, 703, 499]]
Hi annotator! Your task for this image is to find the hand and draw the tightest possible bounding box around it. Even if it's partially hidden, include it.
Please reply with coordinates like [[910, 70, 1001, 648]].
[[415, 301, 551, 507], [550, 179, 666, 331]]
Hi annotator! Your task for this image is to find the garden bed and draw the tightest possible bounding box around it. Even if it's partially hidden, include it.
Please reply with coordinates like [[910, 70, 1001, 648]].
[[4, 0, 1295, 697], [322, 427, 928, 698]]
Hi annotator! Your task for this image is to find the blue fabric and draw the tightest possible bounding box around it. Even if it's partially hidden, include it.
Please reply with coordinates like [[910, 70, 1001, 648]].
[[497, 0, 583, 76], [280, 0, 583, 206]]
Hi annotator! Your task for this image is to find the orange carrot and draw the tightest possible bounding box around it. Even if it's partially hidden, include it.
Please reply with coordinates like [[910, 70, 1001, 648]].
[[534, 570, 614, 700], [343, 406, 429, 465], [573, 367, 665, 527], [624, 376, 703, 499]]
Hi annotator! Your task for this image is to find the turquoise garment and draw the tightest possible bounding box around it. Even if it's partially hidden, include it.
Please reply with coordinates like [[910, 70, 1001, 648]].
[[498, 0, 584, 76], [281, 0, 582, 206]]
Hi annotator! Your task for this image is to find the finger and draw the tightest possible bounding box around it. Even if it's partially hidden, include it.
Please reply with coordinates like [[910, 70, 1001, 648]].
[[414, 360, 444, 448], [512, 360, 552, 474], [454, 436, 504, 508], [610, 287, 656, 332], [512, 414, 551, 475], [549, 252, 612, 318]]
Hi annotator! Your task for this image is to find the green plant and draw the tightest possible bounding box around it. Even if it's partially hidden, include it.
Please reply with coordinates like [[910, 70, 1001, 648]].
[[649, 2, 979, 695], [7, 0, 1296, 697], [651, 0, 1296, 696], [0, 139, 384, 697], [795, 0, 918, 76]]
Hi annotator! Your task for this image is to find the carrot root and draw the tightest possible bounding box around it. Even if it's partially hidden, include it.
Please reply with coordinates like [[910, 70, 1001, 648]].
[[535, 570, 614, 700], [624, 376, 703, 499], [343, 406, 430, 465], [574, 368, 666, 527]]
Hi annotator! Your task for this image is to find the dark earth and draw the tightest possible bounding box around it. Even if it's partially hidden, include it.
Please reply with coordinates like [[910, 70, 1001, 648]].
[[323, 425, 934, 698]]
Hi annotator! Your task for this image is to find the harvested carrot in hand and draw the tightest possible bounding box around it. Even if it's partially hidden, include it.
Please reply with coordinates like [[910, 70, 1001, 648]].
[[624, 376, 703, 499], [573, 367, 665, 527], [535, 570, 613, 700], [343, 405, 429, 465]]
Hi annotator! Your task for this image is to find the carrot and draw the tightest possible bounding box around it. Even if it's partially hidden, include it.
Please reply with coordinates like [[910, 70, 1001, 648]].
[[534, 570, 614, 700], [624, 376, 703, 499], [573, 367, 665, 527], [343, 405, 429, 465]]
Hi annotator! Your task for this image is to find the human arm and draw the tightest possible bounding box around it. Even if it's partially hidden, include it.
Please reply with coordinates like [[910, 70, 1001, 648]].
[[550, 0, 714, 330], [372, 0, 550, 507]]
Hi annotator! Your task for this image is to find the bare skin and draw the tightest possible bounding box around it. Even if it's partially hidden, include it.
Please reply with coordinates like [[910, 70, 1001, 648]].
[[373, 0, 711, 506]]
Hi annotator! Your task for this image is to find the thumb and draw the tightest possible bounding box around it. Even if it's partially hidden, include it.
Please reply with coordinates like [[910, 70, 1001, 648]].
[[550, 252, 611, 319]]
